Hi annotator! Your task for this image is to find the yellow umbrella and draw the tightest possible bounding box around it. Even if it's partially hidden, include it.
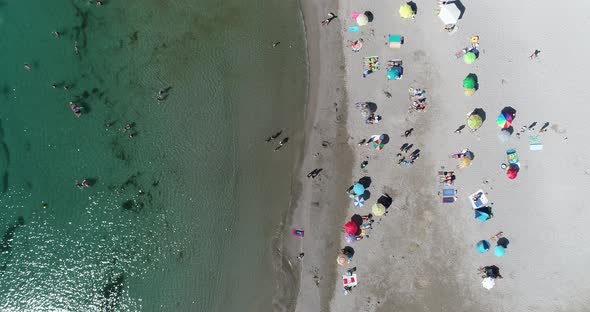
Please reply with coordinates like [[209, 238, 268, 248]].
[[372, 203, 386, 216], [464, 88, 475, 96], [399, 3, 414, 19], [459, 157, 472, 168]]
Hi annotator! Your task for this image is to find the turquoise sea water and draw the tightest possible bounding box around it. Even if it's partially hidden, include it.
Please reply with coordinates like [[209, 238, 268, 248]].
[[0, 1, 306, 311]]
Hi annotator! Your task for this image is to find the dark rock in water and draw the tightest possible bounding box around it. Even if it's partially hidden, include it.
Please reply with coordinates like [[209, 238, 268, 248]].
[[101, 273, 125, 312], [122, 200, 135, 211]]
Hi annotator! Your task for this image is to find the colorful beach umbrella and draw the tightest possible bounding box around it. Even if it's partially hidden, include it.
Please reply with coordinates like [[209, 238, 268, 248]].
[[344, 221, 358, 235], [475, 240, 491, 253], [467, 114, 483, 130], [463, 52, 477, 64], [351, 40, 363, 52], [353, 196, 366, 207], [399, 3, 414, 19], [356, 14, 369, 26], [506, 165, 519, 179], [337, 254, 348, 265], [373, 139, 385, 150], [496, 113, 512, 129], [371, 203, 386, 216], [494, 245, 506, 257], [353, 183, 365, 195]]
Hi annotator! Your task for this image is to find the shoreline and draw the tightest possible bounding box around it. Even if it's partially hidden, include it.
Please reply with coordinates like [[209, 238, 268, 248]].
[[274, 0, 352, 310]]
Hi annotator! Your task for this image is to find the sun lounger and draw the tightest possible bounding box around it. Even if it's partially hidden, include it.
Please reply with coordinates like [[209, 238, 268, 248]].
[[442, 196, 457, 203], [442, 188, 457, 196]]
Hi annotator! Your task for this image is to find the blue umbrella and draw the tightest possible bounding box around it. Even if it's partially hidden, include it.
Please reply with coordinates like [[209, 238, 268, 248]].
[[474, 207, 492, 222], [494, 245, 506, 257], [354, 196, 365, 207], [475, 240, 491, 253], [353, 183, 365, 195]]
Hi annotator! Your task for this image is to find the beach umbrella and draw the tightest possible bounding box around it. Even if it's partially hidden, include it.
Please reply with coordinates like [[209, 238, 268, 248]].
[[342, 246, 355, 258], [464, 88, 475, 96], [494, 245, 506, 257], [360, 107, 371, 118], [438, 3, 461, 25], [463, 52, 477, 64], [344, 221, 358, 235], [474, 207, 492, 222], [497, 113, 512, 129], [356, 14, 369, 26], [482, 277, 495, 290], [459, 157, 471, 168], [387, 67, 401, 80], [467, 114, 483, 130], [506, 164, 519, 179], [399, 3, 414, 19], [463, 150, 475, 160], [351, 214, 364, 226], [373, 139, 385, 150], [498, 129, 511, 142], [475, 240, 491, 253], [463, 75, 476, 89], [337, 254, 348, 265], [351, 40, 363, 52], [353, 183, 365, 195], [353, 196, 366, 207], [372, 203, 386, 216]]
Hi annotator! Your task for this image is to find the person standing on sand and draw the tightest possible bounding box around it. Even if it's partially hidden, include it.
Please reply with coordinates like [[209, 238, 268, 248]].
[[529, 49, 541, 59], [402, 128, 414, 137]]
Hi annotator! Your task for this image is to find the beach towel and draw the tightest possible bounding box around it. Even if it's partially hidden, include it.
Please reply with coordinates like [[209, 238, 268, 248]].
[[442, 189, 457, 196], [529, 135, 543, 151], [350, 11, 361, 19], [468, 189, 488, 209], [348, 26, 360, 33], [506, 149, 520, 166]]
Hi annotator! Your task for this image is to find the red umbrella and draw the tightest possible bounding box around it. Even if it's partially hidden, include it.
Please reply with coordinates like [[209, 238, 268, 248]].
[[506, 166, 518, 179], [344, 221, 359, 235]]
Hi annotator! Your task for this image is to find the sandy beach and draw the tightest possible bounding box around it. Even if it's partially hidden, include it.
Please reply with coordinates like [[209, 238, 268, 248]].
[[284, 0, 590, 311]]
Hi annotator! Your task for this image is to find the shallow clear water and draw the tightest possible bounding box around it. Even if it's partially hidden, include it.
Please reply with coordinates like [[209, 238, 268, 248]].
[[0, 0, 306, 311]]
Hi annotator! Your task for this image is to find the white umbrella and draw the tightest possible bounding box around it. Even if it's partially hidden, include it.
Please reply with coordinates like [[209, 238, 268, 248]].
[[438, 3, 461, 25], [356, 14, 369, 26], [498, 129, 511, 142], [482, 277, 495, 290]]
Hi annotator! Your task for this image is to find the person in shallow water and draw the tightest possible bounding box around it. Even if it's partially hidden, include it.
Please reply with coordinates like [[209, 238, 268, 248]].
[[76, 179, 91, 188]]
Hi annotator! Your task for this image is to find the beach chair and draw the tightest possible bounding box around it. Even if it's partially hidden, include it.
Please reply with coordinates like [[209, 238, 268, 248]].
[[388, 34, 404, 49], [442, 188, 457, 196]]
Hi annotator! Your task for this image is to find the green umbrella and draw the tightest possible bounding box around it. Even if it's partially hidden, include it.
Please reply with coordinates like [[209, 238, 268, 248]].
[[463, 52, 477, 64], [467, 114, 483, 130], [463, 75, 476, 89]]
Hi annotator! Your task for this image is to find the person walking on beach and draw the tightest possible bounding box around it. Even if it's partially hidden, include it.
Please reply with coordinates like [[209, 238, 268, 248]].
[[400, 143, 408, 151], [454, 125, 465, 133], [529, 49, 541, 59], [403, 144, 413, 153], [402, 128, 414, 137], [274, 137, 289, 151], [321, 12, 338, 26]]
